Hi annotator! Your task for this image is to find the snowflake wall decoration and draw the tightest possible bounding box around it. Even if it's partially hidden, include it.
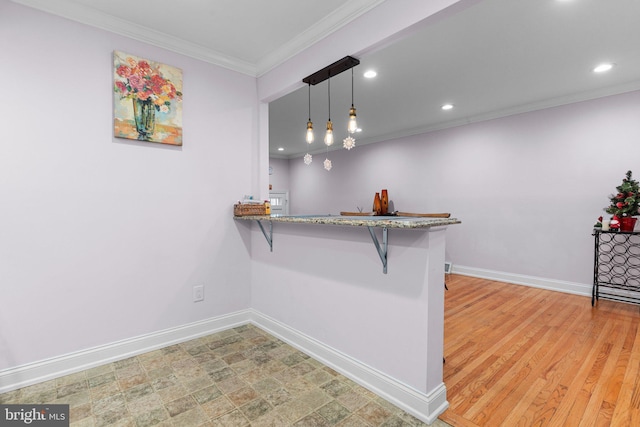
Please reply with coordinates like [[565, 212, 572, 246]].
[[343, 136, 356, 150], [323, 158, 332, 171], [303, 153, 312, 165]]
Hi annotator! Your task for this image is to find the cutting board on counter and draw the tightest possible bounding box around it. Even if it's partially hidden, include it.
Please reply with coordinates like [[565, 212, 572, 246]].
[[339, 212, 376, 216], [339, 212, 451, 218], [396, 212, 451, 218]]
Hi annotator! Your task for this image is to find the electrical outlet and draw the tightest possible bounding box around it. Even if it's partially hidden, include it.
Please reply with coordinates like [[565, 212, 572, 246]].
[[193, 285, 204, 302]]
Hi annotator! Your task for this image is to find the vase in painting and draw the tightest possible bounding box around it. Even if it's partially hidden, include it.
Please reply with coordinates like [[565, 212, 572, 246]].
[[132, 98, 156, 140]]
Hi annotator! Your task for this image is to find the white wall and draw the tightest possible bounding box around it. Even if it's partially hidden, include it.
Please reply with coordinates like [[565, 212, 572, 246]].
[[0, 2, 257, 370], [248, 222, 448, 394], [0, 0, 469, 382], [284, 90, 640, 287]]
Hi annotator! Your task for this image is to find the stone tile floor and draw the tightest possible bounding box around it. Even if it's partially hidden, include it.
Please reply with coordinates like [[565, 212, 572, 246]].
[[0, 325, 452, 426]]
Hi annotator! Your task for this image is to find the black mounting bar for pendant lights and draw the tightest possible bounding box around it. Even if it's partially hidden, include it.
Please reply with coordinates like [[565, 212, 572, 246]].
[[302, 56, 360, 85]]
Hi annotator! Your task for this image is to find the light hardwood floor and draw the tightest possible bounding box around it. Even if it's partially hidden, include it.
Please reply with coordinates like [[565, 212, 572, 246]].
[[438, 274, 640, 427]]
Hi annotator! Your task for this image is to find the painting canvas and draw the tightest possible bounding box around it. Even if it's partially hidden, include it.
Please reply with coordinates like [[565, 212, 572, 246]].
[[113, 51, 183, 145]]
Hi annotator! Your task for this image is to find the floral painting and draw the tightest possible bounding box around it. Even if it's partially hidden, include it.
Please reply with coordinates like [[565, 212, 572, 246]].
[[113, 51, 183, 145]]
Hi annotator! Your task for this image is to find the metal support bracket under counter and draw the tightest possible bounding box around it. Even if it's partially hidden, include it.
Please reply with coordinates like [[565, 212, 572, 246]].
[[234, 214, 461, 274], [368, 226, 388, 273], [255, 219, 273, 252]]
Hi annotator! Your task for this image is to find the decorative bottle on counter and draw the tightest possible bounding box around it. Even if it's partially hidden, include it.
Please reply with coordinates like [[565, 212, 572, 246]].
[[373, 192, 382, 215], [381, 189, 388, 215]]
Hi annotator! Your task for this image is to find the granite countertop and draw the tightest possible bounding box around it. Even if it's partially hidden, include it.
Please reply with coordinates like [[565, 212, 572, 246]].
[[233, 214, 461, 229]]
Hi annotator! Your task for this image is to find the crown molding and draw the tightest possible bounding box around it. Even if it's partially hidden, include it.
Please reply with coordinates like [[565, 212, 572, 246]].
[[381, 81, 640, 145], [255, 0, 387, 76], [11, 0, 386, 77], [11, 0, 257, 75], [278, 81, 640, 160]]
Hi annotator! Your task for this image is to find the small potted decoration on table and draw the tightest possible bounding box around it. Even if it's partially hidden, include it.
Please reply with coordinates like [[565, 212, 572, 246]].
[[594, 216, 603, 228], [604, 170, 640, 232]]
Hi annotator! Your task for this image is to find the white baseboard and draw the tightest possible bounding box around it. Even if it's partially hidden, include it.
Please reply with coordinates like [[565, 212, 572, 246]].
[[1, 308, 448, 424], [249, 310, 449, 425], [452, 265, 591, 296], [0, 310, 252, 394]]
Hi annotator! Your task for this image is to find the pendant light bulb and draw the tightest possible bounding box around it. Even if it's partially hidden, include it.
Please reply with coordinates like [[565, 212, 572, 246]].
[[324, 120, 334, 146], [305, 83, 314, 144], [348, 106, 358, 134], [306, 121, 314, 144], [324, 76, 333, 146], [347, 67, 358, 135]]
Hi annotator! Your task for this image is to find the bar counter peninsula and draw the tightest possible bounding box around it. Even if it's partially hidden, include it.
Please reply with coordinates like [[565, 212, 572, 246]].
[[235, 214, 461, 424]]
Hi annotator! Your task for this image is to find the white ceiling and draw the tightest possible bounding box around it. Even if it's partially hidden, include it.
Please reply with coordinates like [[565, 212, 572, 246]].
[[11, 0, 383, 76], [13, 0, 640, 159], [270, 0, 640, 158]]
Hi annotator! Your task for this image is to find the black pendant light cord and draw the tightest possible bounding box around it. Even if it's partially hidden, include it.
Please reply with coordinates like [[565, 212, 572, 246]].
[[308, 83, 311, 121], [326, 74, 331, 156], [351, 67, 355, 108], [327, 73, 331, 121]]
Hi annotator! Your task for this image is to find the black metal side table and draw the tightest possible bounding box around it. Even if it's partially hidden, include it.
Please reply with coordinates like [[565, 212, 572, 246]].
[[592, 229, 640, 305]]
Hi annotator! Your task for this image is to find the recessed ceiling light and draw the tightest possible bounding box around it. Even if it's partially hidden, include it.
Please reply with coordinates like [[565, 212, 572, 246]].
[[363, 70, 377, 79], [355, 128, 362, 133], [593, 63, 614, 73], [278, 147, 284, 151], [441, 104, 454, 111]]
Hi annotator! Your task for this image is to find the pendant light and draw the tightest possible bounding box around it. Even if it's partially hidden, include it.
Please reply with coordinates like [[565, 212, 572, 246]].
[[303, 83, 313, 165], [301, 56, 361, 171], [324, 75, 334, 147], [347, 67, 358, 134], [305, 83, 314, 144], [324, 75, 333, 171]]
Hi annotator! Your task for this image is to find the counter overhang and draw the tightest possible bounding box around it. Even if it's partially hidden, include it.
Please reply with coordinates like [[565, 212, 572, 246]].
[[235, 214, 461, 274], [234, 214, 461, 229]]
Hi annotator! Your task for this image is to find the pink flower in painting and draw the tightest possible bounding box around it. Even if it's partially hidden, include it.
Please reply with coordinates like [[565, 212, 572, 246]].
[[114, 54, 182, 113], [115, 81, 128, 96], [137, 60, 151, 74], [127, 75, 144, 92], [116, 65, 132, 78], [149, 74, 166, 95]]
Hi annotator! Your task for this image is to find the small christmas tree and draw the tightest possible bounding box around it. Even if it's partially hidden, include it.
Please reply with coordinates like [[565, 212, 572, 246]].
[[605, 170, 640, 218]]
